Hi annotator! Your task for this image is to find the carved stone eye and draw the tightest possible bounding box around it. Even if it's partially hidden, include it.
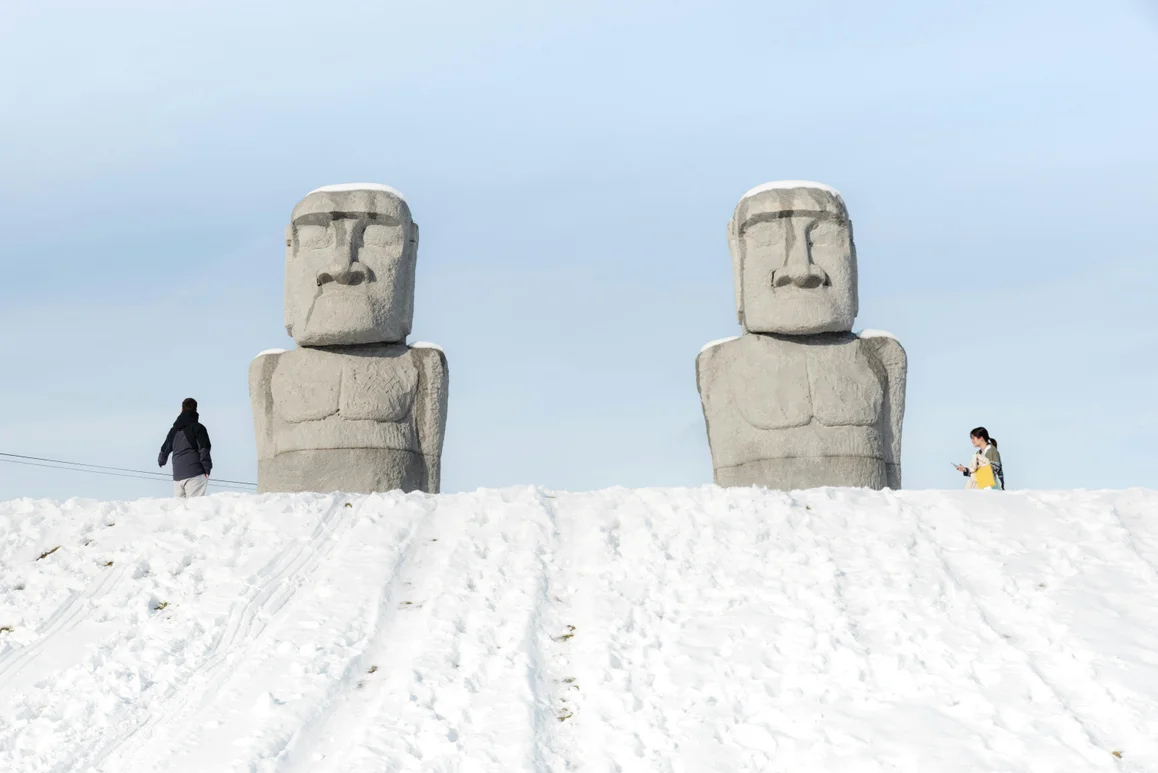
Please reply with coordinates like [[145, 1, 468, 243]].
[[809, 221, 850, 250], [362, 224, 400, 248], [743, 219, 786, 249], [297, 224, 331, 249], [808, 223, 834, 246]]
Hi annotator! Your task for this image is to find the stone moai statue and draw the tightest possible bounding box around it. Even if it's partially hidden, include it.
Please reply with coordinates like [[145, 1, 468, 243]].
[[696, 181, 906, 490], [249, 183, 449, 494]]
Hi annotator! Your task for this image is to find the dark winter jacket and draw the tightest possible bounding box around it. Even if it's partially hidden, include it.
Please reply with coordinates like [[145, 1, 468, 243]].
[[159, 411, 212, 481]]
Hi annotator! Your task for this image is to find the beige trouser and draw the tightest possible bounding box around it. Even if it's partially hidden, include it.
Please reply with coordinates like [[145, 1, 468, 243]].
[[175, 474, 209, 498]]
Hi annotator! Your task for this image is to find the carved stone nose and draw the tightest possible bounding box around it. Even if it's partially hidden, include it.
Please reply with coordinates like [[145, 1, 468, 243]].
[[772, 265, 829, 289], [317, 262, 369, 287], [772, 228, 831, 290]]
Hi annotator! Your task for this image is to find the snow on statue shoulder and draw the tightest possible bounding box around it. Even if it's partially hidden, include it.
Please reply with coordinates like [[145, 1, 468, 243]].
[[249, 184, 448, 494], [698, 182, 906, 490]]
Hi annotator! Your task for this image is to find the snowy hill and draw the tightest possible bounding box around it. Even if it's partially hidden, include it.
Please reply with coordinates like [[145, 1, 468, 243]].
[[2, 488, 1157, 772]]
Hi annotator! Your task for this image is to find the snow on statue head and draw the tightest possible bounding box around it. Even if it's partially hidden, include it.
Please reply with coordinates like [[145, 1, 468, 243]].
[[251, 182, 449, 495], [727, 181, 858, 335], [698, 180, 907, 491], [284, 184, 419, 346]]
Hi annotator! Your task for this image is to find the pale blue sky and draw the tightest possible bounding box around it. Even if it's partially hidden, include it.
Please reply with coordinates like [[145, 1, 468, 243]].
[[1, 0, 1156, 499]]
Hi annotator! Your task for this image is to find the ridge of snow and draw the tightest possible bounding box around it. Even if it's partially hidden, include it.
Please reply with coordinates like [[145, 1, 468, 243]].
[[699, 336, 740, 353], [3, 487, 1158, 772], [741, 180, 842, 200], [255, 348, 287, 357], [856, 329, 898, 340], [409, 341, 444, 352], [308, 182, 406, 201]]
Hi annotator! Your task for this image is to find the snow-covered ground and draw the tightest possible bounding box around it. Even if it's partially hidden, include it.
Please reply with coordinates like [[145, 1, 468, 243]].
[[2, 487, 1157, 773]]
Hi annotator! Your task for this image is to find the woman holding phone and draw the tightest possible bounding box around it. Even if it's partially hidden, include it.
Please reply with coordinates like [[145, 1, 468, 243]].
[[954, 427, 1004, 489]]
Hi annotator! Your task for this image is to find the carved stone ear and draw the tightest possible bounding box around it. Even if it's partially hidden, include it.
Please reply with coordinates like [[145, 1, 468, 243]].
[[410, 221, 420, 250], [285, 224, 293, 248], [726, 218, 744, 328]]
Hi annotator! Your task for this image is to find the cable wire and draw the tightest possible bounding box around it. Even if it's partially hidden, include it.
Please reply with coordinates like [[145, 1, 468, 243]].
[[0, 452, 257, 490], [0, 459, 256, 492], [0, 455, 254, 492], [0, 452, 256, 486]]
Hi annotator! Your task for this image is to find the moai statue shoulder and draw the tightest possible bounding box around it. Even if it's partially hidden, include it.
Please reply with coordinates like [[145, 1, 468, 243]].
[[249, 184, 449, 494], [696, 181, 906, 490]]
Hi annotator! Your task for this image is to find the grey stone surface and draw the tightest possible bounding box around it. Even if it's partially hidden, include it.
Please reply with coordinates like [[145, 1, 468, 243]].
[[250, 184, 448, 494], [698, 182, 906, 490], [250, 343, 448, 494], [727, 181, 857, 335], [285, 184, 418, 347]]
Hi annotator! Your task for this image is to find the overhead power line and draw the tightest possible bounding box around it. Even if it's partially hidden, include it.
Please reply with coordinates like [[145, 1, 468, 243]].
[[0, 458, 256, 492], [0, 452, 257, 486], [0, 452, 257, 491], [0, 457, 255, 492]]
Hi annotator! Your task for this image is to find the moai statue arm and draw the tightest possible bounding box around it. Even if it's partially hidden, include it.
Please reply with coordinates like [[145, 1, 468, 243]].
[[695, 346, 718, 481], [410, 345, 449, 493], [860, 334, 907, 488], [249, 350, 286, 466]]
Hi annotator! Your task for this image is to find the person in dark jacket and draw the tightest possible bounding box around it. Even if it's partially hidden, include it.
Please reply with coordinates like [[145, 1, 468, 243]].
[[159, 397, 213, 497]]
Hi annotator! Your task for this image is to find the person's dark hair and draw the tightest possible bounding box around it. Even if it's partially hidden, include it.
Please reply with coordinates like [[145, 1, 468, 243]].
[[970, 426, 996, 448], [182, 397, 198, 413]]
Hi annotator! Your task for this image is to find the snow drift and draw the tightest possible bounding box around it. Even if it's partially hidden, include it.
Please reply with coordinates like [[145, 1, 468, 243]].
[[2, 487, 1157, 772]]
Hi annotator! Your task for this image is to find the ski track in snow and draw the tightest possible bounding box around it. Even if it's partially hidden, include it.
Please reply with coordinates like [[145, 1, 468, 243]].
[[0, 562, 129, 688], [921, 490, 1158, 773], [91, 494, 362, 772], [284, 487, 552, 772], [2, 487, 1158, 772], [902, 495, 1106, 761]]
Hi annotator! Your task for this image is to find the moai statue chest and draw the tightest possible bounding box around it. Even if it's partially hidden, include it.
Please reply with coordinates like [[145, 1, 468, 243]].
[[725, 334, 884, 429], [271, 348, 418, 424]]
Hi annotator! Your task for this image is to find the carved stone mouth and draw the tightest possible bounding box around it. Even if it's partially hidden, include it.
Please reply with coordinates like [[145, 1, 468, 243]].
[[771, 279, 831, 291], [316, 264, 376, 287], [317, 271, 371, 287]]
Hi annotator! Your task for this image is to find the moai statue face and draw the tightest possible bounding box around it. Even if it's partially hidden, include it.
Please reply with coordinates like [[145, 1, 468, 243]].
[[728, 181, 858, 335], [285, 184, 419, 346]]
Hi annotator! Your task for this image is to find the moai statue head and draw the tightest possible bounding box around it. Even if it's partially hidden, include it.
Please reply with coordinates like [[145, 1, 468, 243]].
[[285, 183, 419, 346], [727, 181, 858, 335]]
